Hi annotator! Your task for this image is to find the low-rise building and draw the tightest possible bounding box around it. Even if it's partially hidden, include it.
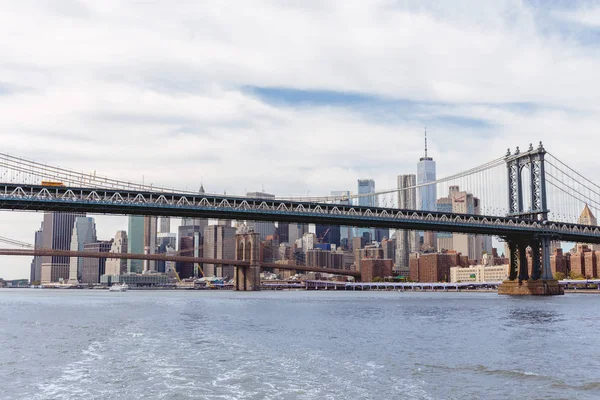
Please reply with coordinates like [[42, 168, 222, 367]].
[[450, 264, 509, 283]]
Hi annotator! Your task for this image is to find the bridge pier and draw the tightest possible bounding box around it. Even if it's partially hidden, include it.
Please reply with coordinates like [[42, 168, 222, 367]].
[[499, 144, 562, 296], [499, 236, 563, 296], [233, 227, 261, 291]]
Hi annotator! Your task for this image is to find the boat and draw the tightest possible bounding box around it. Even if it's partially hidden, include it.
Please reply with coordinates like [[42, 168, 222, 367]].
[[109, 283, 129, 292]]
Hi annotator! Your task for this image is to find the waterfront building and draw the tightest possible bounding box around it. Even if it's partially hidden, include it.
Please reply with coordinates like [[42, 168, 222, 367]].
[[409, 251, 469, 282], [105, 231, 128, 276], [127, 215, 144, 274], [203, 225, 236, 278], [68, 217, 97, 284], [450, 264, 509, 283], [81, 240, 112, 284], [306, 249, 344, 269], [40, 212, 84, 284], [29, 222, 43, 284], [569, 245, 599, 278], [550, 248, 569, 276], [360, 259, 393, 282]]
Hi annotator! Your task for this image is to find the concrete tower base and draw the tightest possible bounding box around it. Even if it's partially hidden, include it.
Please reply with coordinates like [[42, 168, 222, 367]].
[[498, 280, 564, 296]]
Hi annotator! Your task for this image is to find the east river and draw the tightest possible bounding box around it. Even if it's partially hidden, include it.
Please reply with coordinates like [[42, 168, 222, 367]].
[[1, 289, 599, 400]]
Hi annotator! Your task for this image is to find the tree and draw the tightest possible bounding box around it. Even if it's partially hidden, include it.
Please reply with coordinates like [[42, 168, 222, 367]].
[[553, 272, 565, 281], [569, 271, 585, 280]]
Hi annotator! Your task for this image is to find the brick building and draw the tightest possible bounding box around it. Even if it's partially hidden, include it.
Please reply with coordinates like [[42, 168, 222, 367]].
[[409, 252, 469, 282], [550, 248, 569, 276], [568, 245, 598, 278], [360, 259, 393, 282]]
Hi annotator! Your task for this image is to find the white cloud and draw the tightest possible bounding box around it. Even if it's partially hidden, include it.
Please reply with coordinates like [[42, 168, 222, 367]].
[[1, 0, 600, 278]]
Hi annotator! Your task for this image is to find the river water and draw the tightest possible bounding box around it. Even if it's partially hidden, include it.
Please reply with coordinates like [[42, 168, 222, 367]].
[[0, 289, 599, 400]]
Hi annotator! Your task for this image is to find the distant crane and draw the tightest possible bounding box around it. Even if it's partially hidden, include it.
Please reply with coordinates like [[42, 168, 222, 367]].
[[318, 228, 330, 243]]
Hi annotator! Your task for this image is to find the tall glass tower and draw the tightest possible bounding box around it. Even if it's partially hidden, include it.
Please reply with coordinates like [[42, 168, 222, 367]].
[[417, 130, 437, 250], [356, 179, 376, 241], [417, 131, 437, 211]]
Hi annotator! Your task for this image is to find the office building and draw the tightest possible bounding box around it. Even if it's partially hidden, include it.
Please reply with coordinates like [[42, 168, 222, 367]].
[[203, 225, 236, 278], [396, 174, 418, 274], [356, 179, 376, 240], [29, 223, 43, 284], [143, 216, 157, 273], [156, 233, 177, 273], [68, 217, 97, 284], [105, 231, 128, 276], [177, 225, 204, 279], [450, 264, 509, 283], [331, 190, 352, 244], [127, 215, 144, 274], [417, 131, 437, 250], [246, 191, 277, 240], [81, 240, 112, 284], [409, 251, 469, 282], [40, 212, 84, 283], [158, 217, 170, 233], [288, 223, 308, 244], [315, 224, 341, 247], [275, 222, 289, 243], [436, 186, 488, 261]]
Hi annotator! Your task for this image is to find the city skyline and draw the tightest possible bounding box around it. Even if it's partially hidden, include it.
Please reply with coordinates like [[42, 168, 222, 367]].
[[3, 1, 600, 279]]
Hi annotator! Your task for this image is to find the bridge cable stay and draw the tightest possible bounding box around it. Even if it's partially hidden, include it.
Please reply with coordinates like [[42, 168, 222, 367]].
[[0, 150, 511, 213], [0, 236, 34, 248], [544, 152, 600, 224]]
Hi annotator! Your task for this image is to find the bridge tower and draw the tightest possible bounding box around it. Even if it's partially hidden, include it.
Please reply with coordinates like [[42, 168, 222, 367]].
[[233, 227, 261, 291], [500, 142, 562, 295]]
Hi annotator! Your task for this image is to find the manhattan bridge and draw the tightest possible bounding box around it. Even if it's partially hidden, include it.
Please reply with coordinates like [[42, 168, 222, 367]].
[[0, 141, 599, 293]]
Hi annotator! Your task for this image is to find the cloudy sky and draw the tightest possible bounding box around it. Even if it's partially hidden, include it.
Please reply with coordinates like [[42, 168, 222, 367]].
[[2, 0, 600, 279]]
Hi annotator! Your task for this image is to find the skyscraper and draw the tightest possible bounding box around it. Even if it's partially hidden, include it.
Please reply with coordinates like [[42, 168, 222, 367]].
[[29, 222, 43, 284], [81, 240, 112, 284], [396, 174, 418, 274], [356, 179, 376, 241], [177, 224, 203, 278], [68, 216, 97, 284], [357, 179, 376, 207], [417, 130, 437, 249], [203, 225, 236, 278], [40, 212, 84, 283], [246, 191, 277, 240], [105, 231, 128, 276], [158, 217, 170, 233], [143, 216, 157, 272], [331, 190, 351, 246], [436, 186, 487, 261], [127, 215, 144, 273], [315, 224, 341, 247]]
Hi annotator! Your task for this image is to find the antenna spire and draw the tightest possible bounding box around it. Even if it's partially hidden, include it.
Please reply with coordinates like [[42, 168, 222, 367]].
[[424, 127, 428, 158]]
